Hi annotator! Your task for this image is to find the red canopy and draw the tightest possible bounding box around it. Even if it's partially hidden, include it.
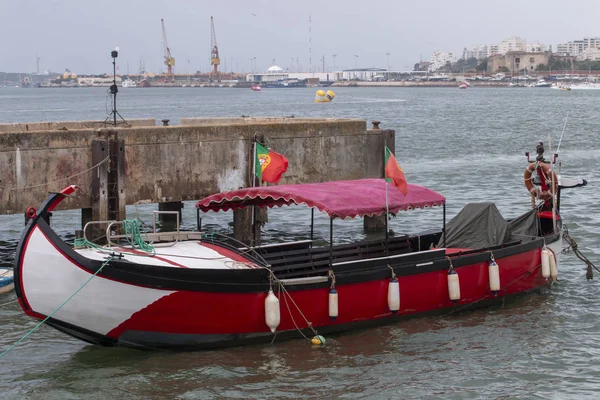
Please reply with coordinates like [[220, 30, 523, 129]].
[[196, 179, 445, 219]]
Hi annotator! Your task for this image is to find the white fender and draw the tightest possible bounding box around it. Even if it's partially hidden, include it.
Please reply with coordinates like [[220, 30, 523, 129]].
[[541, 248, 551, 279], [489, 260, 500, 293], [387, 278, 400, 313], [447, 269, 460, 302], [265, 289, 280, 333], [329, 288, 338, 320]]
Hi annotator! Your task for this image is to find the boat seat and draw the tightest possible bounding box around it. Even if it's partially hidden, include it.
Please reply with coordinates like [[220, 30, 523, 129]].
[[269, 236, 412, 279]]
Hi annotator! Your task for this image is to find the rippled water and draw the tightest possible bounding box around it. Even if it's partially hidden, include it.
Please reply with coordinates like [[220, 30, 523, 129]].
[[1, 86, 599, 399]]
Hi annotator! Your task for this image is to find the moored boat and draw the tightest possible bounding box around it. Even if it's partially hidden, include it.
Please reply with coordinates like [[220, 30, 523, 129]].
[[0, 268, 14, 294], [13, 146, 586, 350], [535, 79, 552, 88]]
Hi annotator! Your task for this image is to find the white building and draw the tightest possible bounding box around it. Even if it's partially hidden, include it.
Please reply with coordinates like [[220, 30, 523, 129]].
[[428, 51, 455, 72], [246, 65, 338, 82], [557, 37, 600, 58], [580, 47, 600, 61], [525, 42, 547, 53], [499, 37, 527, 54], [466, 45, 489, 60]]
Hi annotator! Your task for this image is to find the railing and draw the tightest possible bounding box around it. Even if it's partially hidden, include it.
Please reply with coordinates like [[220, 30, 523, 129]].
[[81, 211, 196, 249]]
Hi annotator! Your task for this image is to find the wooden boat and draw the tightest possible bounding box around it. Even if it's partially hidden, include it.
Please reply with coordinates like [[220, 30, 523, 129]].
[[13, 161, 586, 350]]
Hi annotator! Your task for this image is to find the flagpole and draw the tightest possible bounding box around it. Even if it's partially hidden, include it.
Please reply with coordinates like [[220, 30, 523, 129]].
[[384, 144, 389, 256], [251, 137, 257, 246]]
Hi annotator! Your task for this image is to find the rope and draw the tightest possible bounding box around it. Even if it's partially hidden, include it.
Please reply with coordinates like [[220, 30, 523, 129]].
[[328, 269, 336, 289], [387, 264, 396, 279], [0, 299, 18, 307], [563, 230, 599, 280], [0, 256, 115, 359], [258, 265, 319, 342], [1, 156, 109, 191], [75, 219, 155, 256], [121, 220, 155, 254]]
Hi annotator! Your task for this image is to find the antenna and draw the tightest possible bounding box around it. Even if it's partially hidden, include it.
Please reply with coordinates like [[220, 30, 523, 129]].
[[104, 47, 128, 127], [309, 15, 312, 74]]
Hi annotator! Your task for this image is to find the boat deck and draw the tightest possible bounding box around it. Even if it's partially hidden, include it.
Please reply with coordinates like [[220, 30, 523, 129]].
[[75, 241, 260, 270]]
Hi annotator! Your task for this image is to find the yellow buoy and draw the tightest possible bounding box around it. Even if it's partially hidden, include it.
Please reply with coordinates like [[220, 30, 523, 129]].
[[311, 335, 326, 345], [325, 90, 335, 101], [315, 89, 326, 103]]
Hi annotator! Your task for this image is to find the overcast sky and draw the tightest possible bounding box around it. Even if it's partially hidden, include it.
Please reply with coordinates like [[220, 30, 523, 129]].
[[2, 0, 600, 74]]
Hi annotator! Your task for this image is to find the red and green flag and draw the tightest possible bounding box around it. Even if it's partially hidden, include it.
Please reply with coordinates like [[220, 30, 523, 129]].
[[385, 146, 408, 195], [255, 142, 289, 183]]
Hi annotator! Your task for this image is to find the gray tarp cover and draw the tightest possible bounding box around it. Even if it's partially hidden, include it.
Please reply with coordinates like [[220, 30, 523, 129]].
[[439, 203, 539, 249]]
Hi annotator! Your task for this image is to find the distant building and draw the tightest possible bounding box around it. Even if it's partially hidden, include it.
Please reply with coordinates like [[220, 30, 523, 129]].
[[77, 75, 121, 87], [487, 51, 550, 74], [525, 42, 547, 53], [428, 51, 455, 72], [499, 37, 527, 54], [246, 65, 338, 82], [466, 45, 488, 60], [580, 47, 600, 61], [465, 38, 542, 60], [556, 37, 600, 59]]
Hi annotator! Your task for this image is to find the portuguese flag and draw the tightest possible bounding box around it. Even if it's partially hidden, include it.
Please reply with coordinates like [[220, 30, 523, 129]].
[[255, 142, 289, 183], [385, 146, 408, 195]]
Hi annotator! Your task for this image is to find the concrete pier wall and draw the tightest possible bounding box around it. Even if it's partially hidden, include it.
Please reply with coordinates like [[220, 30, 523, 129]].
[[0, 118, 393, 216], [0, 119, 157, 133]]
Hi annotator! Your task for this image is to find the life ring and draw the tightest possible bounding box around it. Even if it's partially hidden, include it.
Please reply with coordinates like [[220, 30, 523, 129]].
[[524, 162, 558, 200], [26, 206, 37, 219]]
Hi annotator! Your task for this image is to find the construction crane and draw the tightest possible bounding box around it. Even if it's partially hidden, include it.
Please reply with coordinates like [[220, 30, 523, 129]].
[[161, 18, 175, 81], [210, 16, 220, 82]]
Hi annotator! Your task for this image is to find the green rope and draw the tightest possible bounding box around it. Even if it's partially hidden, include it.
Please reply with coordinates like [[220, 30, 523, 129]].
[[122, 219, 155, 254], [0, 256, 114, 360], [74, 219, 154, 255]]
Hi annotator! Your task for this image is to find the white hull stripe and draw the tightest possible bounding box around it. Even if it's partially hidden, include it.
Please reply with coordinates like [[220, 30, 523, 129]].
[[22, 227, 175, 335]]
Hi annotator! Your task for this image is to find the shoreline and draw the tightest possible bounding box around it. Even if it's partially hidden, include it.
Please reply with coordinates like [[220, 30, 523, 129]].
[[331, 81, 509, 88]]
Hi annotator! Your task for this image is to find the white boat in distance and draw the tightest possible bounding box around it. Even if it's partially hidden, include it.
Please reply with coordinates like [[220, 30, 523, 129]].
[[121, 79, 137, 88], [568, 81, 600, 90], [534, 79, 552, 88]]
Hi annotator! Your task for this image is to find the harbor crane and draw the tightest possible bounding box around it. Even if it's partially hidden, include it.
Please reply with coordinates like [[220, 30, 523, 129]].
[[210, 16, 220, 82], [161, 18, 175, 81]]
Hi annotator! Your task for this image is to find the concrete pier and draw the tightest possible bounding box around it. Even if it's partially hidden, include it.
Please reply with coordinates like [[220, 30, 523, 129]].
[[0, 117, 394, 243]]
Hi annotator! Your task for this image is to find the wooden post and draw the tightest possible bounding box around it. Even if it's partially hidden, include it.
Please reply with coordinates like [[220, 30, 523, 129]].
[[364, 128, 395, 233], [89, 132, 126, 242]]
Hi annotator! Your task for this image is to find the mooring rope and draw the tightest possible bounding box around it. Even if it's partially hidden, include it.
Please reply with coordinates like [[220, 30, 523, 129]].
[[0, 299, 18, 308], [0, 255, 115, 359], [562, 230, 599, 280], [257, 266, 319, 342], [0, 156, 109, 191]]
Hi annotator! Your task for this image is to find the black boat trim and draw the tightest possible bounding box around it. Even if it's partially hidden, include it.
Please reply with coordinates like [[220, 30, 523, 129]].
[[25, 217, 558, 294]]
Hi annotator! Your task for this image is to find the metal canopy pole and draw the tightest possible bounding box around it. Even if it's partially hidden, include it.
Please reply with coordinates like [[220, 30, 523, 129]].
[[197, 208, 202, 232], [385, 180, 390, 256], [329, 217, 333, 265], [310, 208, 314, 241], [443, 202, 446, 248]]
